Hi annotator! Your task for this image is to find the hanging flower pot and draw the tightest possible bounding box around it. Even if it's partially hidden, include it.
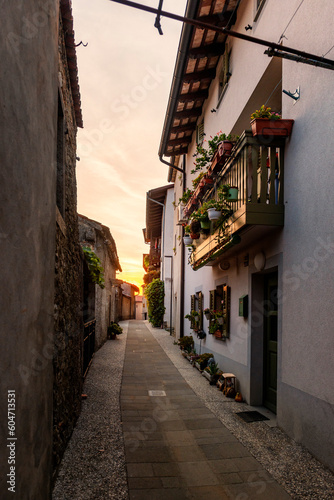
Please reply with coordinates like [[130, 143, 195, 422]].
[[183, 235, 193, 246], [200, 219, 211, 229], [204, 309, 211, 320], [214, 329, 222, 339], [190, 232, 200, 240], [207, 208, 221, 221], [227, 187, 238, 202]]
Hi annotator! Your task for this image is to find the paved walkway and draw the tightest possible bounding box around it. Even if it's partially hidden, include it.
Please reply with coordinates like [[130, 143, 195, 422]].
[[122, 321, 291, 500]]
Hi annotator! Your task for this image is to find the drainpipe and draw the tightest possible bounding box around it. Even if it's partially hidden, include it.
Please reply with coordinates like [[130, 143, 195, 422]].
[[180, 155, 186, 339], [164, 255, 173, 335]]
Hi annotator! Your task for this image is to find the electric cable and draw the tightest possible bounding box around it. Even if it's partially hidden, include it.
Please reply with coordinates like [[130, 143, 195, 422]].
[[278, 0, 306, 43]]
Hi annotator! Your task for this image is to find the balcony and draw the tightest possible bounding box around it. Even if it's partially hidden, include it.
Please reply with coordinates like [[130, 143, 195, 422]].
[[190, 130, 286, 270]]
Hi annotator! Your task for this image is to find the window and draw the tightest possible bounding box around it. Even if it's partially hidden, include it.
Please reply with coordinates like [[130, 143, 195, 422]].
[[217, 45, 231, 105], [190, 292, 203, 331], [56, 92, 65, 218], [196, 120, 204, 145], [254, 0, 266, 21], [209, 285, 231, 339]]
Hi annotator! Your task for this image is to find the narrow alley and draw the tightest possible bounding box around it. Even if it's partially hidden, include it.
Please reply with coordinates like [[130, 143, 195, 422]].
[[53, 321, 334, 500]]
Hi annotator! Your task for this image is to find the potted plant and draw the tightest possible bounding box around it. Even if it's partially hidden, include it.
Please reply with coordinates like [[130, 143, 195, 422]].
[[250, 105, 294, 137], [212, 310, 224, 325], [178, 188, 194, 206], [203, 361, 222, 385], [183, 224, 193, 245], [196, 352, 214, 370], [190, 206, 211, 230], [190, 219, 201, 239], [107, 321, 123, 340], [177, 335, 194, 353], [203, 199, 221, 221], [204, 308, 211, 320], [218, 183, 239, 202], [185, 310, 200, 331]]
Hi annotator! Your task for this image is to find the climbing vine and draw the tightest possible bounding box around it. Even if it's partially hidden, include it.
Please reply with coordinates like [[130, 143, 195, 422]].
[[82, 246, 105, 289], [144, 278, 165, 327]]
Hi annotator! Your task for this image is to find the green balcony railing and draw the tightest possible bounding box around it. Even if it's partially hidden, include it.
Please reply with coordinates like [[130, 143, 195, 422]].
[[190, 130, 286, 270]]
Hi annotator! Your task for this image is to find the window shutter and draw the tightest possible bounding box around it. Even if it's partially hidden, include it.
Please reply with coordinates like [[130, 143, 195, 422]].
[[198, 292, 203, 330], [222, 285, 231, 338], [196, 121, 204, 145], [209, 290, 216, 332], [218, 45, 231, 101], [190, 294, 195, 329]]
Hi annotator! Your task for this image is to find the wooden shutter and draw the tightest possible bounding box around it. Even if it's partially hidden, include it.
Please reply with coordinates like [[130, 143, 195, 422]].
[[198, 291, 203, 330], [209, 290, 216, 332], [196, 121, 204, 145], [222, 285, 231, 338], [190, 294, 195, 329]]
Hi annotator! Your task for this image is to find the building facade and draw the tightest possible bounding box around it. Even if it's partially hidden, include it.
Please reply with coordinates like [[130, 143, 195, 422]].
[[78, 215, 123, 349], [144, 185, 174, 331], [0, 1, 83, 497], [159, 0, 334, 472]]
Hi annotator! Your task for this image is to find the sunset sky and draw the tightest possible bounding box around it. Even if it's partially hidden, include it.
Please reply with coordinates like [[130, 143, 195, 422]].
[[72, 0, 187, 290]]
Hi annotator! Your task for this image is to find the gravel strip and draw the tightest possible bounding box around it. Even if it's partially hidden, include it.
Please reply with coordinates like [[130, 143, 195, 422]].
[[147, 323, 334, 500], [52, 322, 129, 500]]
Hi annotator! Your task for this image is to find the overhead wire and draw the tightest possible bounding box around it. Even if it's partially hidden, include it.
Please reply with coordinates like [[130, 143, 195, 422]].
[[278, 0, 306, 43]]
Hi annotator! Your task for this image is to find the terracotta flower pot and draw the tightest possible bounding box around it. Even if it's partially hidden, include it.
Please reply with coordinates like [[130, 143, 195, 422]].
[[190, 232, 200, 240], [251, 118, 294, 137], [218, 140, 234, 156]]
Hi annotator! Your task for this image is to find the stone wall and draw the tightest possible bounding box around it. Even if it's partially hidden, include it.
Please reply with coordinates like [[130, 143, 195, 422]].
[[52, 12, 83, 477], [78, 215, 122, 350], [0, 2, 59, 499]]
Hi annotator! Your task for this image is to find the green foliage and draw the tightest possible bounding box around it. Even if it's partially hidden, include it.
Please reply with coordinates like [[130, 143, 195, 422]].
[[145, 279, 165, 328], [250, 105, 281, 120], [177, 336, 194, 353], [178, 188, 194, 206], [192, 171, 205, 188], [143, 254, 150, 269], [108, 322, 123, 336], [143, 269, 160, 285], [82, 246, 105, 289], [191, 131, 236, 174]]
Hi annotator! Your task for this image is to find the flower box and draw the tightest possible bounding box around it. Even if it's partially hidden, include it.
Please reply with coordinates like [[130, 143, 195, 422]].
[[251, 118, 294, 138], [194, 361, 203, 372]]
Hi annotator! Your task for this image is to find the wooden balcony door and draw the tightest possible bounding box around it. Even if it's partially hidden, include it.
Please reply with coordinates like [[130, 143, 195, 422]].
[[263, 272, 278, 413]]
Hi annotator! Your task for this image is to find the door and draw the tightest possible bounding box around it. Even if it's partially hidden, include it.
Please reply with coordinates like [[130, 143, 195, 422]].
[[263, 272, 278, 413]]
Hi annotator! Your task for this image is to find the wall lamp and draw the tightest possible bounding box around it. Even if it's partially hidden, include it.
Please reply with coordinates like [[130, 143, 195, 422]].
[[282, 87, 300, 102]]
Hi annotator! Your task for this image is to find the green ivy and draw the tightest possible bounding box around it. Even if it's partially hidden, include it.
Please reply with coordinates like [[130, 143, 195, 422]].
[[82, 246, 105, 289], [144, 278, 165, 328]]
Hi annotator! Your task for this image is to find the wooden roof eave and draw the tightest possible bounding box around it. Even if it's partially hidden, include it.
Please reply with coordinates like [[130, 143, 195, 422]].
[[159, 0, 240, 159]]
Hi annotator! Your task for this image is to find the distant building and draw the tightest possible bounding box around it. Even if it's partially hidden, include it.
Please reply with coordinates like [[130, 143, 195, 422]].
[[144, 184, 174, 330], [78, 214, 122, 349], [121, 282, 139, 320]]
